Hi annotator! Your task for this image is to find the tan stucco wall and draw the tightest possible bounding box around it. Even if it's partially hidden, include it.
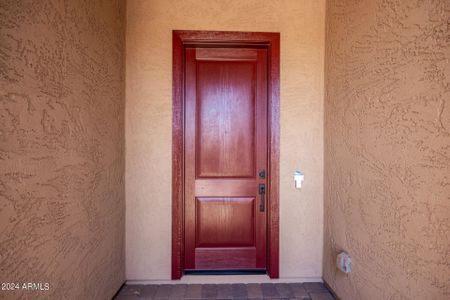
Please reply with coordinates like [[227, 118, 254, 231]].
[[324, 1, 450, 299], [126, 0, 325, 280], [0, 1, 126, 299]]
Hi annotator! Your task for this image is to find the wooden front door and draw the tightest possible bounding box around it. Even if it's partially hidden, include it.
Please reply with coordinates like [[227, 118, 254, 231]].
[[184, 47, 268, 271]]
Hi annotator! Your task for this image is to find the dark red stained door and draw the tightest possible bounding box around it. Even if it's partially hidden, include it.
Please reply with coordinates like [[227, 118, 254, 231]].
[[184, 47, 268, 270]]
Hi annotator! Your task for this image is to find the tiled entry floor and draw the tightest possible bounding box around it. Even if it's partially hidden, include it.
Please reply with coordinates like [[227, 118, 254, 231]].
[[114, 282, 335, 299]]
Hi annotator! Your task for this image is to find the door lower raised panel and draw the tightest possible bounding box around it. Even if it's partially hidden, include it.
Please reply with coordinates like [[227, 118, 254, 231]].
[[196, 198, 255, 248]]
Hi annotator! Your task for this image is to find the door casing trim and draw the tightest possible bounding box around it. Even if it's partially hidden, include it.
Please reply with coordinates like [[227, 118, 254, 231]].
[[172, 30, 280, 279]]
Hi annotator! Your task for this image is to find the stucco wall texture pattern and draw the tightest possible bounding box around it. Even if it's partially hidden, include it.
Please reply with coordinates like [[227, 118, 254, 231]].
[[0, 1, 126, 299], [324, 1, 450, 299]]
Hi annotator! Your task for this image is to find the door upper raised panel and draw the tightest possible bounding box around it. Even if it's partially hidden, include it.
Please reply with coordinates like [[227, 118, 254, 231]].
[[196, 61, 256, 178]]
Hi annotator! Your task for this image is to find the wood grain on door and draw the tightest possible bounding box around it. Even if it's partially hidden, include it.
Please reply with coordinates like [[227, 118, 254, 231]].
[[184, 47, 268, 270]]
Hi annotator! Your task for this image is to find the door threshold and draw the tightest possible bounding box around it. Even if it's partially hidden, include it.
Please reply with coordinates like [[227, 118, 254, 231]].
[[184, 269, 267, 276]]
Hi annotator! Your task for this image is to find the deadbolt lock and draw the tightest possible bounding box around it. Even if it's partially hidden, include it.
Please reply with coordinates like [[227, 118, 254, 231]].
[[259, 170, 266, 179]]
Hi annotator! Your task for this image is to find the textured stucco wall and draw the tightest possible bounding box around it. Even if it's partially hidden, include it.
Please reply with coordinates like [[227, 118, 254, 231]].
[[126, 0, 325, 280], [0, 1, 126, 299], [324, 1, 450, 299]]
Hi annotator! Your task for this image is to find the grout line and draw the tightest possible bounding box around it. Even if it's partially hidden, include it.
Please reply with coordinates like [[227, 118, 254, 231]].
[[126, 276, 323, 285]]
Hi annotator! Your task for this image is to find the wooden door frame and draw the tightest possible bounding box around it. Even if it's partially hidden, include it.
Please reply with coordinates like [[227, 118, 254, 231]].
[[172, 30, 280, 279]]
